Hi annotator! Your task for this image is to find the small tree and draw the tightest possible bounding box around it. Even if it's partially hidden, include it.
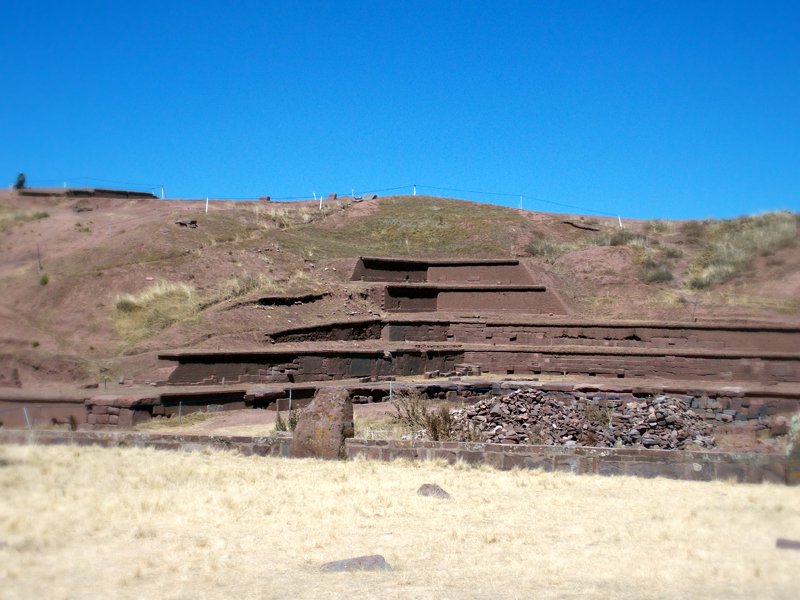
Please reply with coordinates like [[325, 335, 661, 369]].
[[13, 173, 26, 190]]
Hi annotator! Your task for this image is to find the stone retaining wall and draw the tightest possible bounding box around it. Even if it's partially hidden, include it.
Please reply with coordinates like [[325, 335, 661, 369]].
[[0, 429, 291, 457], [0, 430, 789, 485], [162, 345, 800, 385], [345, 439, 789, 484]]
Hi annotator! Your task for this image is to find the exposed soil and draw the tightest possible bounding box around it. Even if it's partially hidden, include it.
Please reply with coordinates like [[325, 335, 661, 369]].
[[1, 190, 798, 388]]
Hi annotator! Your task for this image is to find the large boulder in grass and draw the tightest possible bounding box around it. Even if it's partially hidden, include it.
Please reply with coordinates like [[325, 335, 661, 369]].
[[290, 388, 354, 460]]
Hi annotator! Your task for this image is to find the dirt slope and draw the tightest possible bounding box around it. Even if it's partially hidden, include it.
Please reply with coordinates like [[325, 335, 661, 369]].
[[1, 191, 798, 386]]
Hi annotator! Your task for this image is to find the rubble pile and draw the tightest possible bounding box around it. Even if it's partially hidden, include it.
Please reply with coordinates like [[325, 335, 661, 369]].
[[450, 388, 716, 449]]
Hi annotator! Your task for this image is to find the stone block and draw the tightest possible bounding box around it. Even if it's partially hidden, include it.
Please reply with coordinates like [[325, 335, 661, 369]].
[[290, 388, 354, 460], [787, 429, 800, 486]]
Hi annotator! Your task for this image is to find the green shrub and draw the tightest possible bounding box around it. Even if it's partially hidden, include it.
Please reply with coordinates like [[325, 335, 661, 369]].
[[39, 274, 48, 286]]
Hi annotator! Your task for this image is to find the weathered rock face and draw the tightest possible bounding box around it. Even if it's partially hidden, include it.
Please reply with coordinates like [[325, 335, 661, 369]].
[[289, 388, 354, 460]]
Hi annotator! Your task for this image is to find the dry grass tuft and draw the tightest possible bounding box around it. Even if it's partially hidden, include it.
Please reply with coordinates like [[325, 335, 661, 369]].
[[0, 444, 798, 599], [112, 280, 199, 344], [111, 271, 300, 344], [644, 219, 673, 234], [685, 211, 799, 289], [392, 390, 454, 441], [0, 207, 50, 231], [215, 272, 281, 302], [527, 226, 646, 262]]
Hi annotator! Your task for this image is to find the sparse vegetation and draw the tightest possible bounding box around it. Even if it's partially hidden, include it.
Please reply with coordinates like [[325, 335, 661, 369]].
[[685, 211, 799, 289], [644, 219, 672, 234], [113, 280, 199, 344], [526, 225, 645, 262], [273, 409, 300, 432], [274, 411, 287, 431], [392, 390, 454, 441], [660, 246, 684, 261], [215, 272, 280, 302], [111, 270, 321, 344], [0, 207, 49, 231], [639, 258, 673, 283], [274, 196, 529, 258], [526, 239, 573, 260], [680, 219, 706, 243]]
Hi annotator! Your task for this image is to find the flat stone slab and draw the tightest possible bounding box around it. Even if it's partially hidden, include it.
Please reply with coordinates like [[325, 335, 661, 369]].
[[417, 483, 451, 499], [321, 555, 392, 572]]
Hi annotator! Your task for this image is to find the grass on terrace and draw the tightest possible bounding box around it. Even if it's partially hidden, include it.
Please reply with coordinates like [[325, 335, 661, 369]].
[[272, 195, 530, 258], [1, 444, 798, 600]]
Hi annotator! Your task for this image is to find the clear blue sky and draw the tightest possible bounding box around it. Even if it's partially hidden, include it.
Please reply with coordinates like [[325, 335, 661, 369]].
[[1, 1, 798, 219]]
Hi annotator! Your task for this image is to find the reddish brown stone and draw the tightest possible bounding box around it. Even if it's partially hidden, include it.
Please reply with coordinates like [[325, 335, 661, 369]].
[[786, 430, 800, 486], [289, 388, 354, 460]]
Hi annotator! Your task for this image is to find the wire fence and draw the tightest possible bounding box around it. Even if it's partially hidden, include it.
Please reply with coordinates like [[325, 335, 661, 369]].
[[16, 179, 622, 219]]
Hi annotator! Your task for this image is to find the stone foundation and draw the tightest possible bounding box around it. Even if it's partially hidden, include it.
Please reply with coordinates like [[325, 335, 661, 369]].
[[0, 430, 789, 485]]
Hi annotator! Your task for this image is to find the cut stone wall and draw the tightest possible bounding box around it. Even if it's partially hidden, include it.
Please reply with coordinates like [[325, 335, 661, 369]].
[[351, 257, 527, 283], [267, 319, 383, 343], [165, 350, 464, 385], [462, 349, 800, 382], [162, 345, 800, 386], [345, 439, 789, 484], [0, 400, 88, 429], [264, 319, 800, 352], [0, 429, 785, 485], [383, 285, 568, 314], [0, 429, 292, 458]]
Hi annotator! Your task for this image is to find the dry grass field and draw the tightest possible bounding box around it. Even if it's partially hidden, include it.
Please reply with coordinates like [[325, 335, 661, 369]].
[[1, 445, 798, 600]]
